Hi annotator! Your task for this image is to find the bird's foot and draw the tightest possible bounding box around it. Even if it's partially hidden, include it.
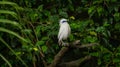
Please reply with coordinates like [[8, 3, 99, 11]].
[[61, 42, 69, 47]]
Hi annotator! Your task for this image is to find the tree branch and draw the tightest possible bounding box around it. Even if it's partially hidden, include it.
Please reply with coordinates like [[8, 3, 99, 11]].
[[48, 47, 69, 67], [48, 40, 80, 67], [58, 55, 91, 67], [47, 40, 99, 67], [70, 43, 99, 48]]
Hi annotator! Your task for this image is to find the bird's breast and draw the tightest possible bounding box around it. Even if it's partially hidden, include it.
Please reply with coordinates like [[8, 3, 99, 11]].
[[60, 23, 70, 40]]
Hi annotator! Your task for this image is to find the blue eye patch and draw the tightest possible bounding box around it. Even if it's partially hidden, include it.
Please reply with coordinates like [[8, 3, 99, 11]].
[[62, 21, 67, 23]]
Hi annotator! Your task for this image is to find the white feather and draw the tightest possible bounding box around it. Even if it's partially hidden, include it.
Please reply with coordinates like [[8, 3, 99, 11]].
[[58, 19, 71, 44]]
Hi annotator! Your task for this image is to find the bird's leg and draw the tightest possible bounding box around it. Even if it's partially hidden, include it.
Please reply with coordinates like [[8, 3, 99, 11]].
[[59, 40, 69, 46], [61, 40, 69, 46], [58, 40, 62, 46], [58, 40, 64, 46]]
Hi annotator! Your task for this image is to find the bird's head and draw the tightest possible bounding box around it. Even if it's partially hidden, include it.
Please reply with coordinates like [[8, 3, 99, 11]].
[[59, 18, 68, 24]]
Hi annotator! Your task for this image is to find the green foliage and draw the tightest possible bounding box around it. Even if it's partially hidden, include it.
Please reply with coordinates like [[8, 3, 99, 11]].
[[0, 10, 18, 19], [0, 0, 120, 67], [0, 27, 28, 42], [0, 54, 12, 67], [0, 19, 20, 27]]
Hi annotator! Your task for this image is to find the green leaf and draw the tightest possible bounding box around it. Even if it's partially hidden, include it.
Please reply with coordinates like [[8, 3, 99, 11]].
[[93, 0, 103, 4], [85, 36, 97, 43], [0, 27, 28, 43], [38, 5, 43, 12], [59, 11, 68, 18], [44, 10, 51, 17], [33, 47, 39, 51], [0, 1, 23, 11], [103, 22, 110, 27], [69, 34, 74, 41], [42, 46, 47, 53], [0, 38, 28, 67], [89, 31, 97, 36], [88, 6, 96, 18], [69, 5, 74, 11], [115, 23, 120, 30], [90, 52, 99, 57], [98, 59, 101, 65], [113, 58, 120, 63], [0, 10, 18, 19], [0, 54, 12, 67], [73, 20, 90, 32], [47, 57, 53, 63], [35, 26, 41, 37], [97, 6, 104, 16], [0, 1, 18, 6], [0, 19, 20, 27], [21, 29, 32, 34], [49, 15, 59, 23], [42, 37, 49, 41], [36, 41, 45, 46], [114, 13, 120, 21], [96, 26, 105, 32]]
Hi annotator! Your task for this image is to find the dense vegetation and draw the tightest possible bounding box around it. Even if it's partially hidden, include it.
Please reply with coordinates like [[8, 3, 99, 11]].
[[0, 0, 120, 67]]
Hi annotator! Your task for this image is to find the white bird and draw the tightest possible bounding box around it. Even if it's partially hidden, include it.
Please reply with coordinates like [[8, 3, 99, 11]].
[[58, 18, 71, 46]]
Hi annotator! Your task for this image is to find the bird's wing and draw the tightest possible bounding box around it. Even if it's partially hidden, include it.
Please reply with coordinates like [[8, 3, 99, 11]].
[[58, 24, 65, 40], [58, 23, 71, 40]]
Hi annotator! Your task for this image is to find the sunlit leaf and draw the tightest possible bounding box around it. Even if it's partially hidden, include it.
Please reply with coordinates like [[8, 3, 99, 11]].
[[0, 1, 18, 6], [33, 47, 38, 51], [70, 16, 75, 20], [89, 31, 97, 36], [0, 19, 20, 27], [0, 10, 18, 19], [0, 1, 23, 10]]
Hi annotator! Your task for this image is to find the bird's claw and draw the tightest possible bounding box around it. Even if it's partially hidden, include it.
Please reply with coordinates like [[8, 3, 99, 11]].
[[61, 42, 69, 47]]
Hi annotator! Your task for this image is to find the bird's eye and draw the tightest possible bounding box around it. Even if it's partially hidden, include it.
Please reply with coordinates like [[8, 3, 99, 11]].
[[62, 21, 67, 23]]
